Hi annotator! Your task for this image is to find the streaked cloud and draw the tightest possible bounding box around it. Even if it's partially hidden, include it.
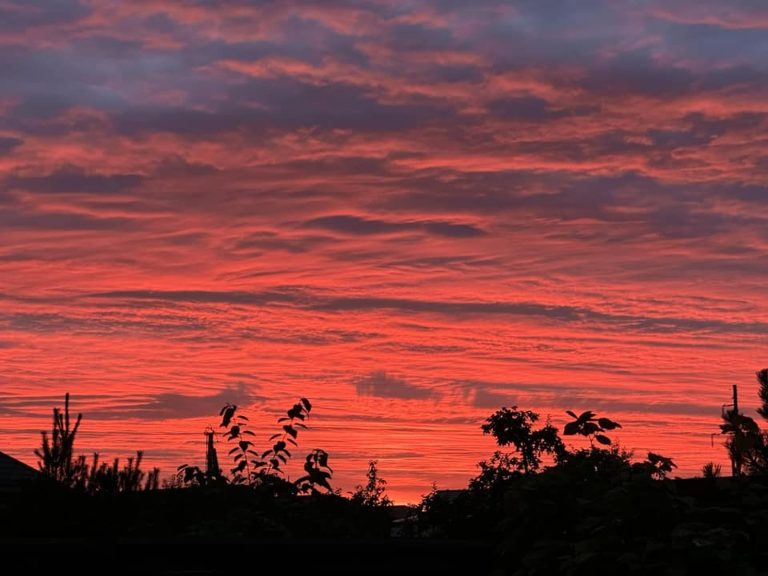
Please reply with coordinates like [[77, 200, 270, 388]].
[[354, 371, 436, 400], [1, 0, 765, 501]]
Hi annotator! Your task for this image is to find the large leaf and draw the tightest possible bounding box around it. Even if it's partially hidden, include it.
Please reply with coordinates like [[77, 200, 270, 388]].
[[220, 405, 236, 428], [595, 434, 611, 445], [577, 411, 595, 424], [563, 421, 579, 436], [598, 418, 621, 430], [582, 422, 600, 436]]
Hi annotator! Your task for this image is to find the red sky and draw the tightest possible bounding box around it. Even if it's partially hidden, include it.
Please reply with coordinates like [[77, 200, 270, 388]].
[[1, 0, 768, 502]]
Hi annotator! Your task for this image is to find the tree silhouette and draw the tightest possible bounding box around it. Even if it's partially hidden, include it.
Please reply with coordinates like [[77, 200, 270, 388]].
[[721, 408, 763, 476], [481, 406, 563, 474], [717, 369, 768, 476], [757, 368, 768, 421], [351, 460, 391, 507], [35, 392, 82, 484], [35, 393, 158, 492]]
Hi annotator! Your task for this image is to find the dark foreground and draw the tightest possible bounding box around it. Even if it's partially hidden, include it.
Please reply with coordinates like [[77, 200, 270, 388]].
[[5, 475, 768, 575], [0, 538, 494, 576]]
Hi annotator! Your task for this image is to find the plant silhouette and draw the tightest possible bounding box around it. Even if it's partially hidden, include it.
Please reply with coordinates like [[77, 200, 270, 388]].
[[15, 378, 768, 574], [718, 368, 768, 475], [35, 393, 158, 492], [481, 406, 564, 474], [351, 460, 392, 507], [178, 397, 333, 493], [563, 409, 621, 446], [35, 392, 82, 484]]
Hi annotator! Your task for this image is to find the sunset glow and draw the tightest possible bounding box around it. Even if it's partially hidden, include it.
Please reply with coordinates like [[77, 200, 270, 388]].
[[2, 0, 768, 502]]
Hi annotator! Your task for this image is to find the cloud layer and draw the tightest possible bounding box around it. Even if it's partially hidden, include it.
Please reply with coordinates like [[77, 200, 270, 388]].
[[1, 1, 767, 501]]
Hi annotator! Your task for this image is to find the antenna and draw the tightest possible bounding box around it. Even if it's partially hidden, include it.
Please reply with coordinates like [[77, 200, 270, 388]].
[[204, 426, 221, 479]]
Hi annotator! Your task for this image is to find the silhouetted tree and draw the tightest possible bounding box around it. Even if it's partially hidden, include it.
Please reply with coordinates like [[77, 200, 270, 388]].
[[757, 368, 768, 421], [715, 370, 768, 476], [481, 406, 564, 474], [721, 408, 764, 476], [35, 392, 82, 484], [351, 460, 391, 507], [36, 394, 158, 492], [469, 451, 521, 494]]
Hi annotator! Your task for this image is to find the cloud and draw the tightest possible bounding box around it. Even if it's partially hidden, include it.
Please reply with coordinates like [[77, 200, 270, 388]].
[[354, 371, 436, 400], [89, 383, 259, 420], [303, 214, 485, 238], [0, 207, 136, 231], [467, 381, 719, 417], [6, 166, 144, 194], [0, 136, 22, 154], [88, 289, 768, 336], [0, 0, 90, 34], [2, 0, 768, 494]]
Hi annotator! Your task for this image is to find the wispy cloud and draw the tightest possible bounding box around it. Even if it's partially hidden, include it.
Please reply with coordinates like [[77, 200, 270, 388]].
[[88, 384, 259, 420], [1, 0, 765, 500], [354, 371, 436, 400]]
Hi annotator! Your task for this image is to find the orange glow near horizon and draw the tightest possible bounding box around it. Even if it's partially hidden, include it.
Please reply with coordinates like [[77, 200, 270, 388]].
[[1, 1, 768, 502]]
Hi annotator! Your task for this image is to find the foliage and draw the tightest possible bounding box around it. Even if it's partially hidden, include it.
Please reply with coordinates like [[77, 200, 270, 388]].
[[702, 461, 722, 479], [720, 408, 765, 476], [416, 483, 479, 538], [27, 382, 768, 573], [469, 451, 521, 494], [631, 451, 678, 480], [717, 368, 768, 477], [563, 409, 622, 446], [262, 398, 312, 476], [295, 449, 334, 494], [350, 460, 391, 507], [35, 394, 159, 493], [35, 392, 82, 484], [556, 445, 634, 480], [178, 397, 332, 494], [221, 403, 257, 484], [481, 407, 564, 474], [757, 368, 768, 421]]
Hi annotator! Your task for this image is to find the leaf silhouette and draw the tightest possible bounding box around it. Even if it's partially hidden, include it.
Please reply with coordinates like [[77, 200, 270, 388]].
[[595, 434, 611, 445]]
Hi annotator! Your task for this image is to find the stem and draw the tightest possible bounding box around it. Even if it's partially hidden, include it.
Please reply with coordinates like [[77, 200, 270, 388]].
[[266, 415, 297, 476], [233, 428, 251, 485]]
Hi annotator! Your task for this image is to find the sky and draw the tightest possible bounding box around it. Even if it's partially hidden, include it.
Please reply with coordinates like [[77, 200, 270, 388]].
[[1, 0, 768, 502]]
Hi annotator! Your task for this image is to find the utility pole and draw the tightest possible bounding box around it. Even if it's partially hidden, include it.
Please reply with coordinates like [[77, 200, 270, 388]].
[[730, 385, 739, 478]]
